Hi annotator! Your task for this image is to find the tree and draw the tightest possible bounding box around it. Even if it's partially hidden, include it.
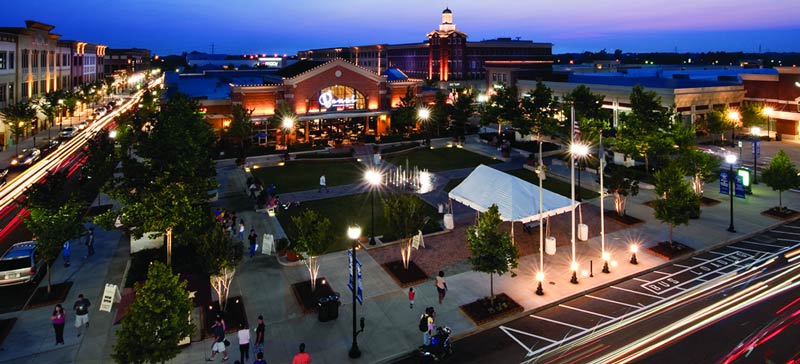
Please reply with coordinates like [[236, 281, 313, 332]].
[[653, 164, 700, 247], [1, 100, 36, 154], [450, 89, 474, 137], [677, 149, 720, 196], [25, 169, 72, 212], [517, 80, 559, 138], [740, 101, 767, 129], [24, 201, 85, 293], [701, 109, 728, 143], [761, 150, 800, 209], [564, 85, 610, 123], [390, 86, 419, 134], [482, 84, 520, 132], [196, 226, 243, 312], [616, 85, 675, 173], [226, 104, 253, 158], [465, 205, 519, 305], [291, 209, 334, 291], [429, 91, 449, 138], [112, 261, 193, 364], [82, 130, 118, 194], [39, 90, 64, 136], [604, 167, 640, 217]]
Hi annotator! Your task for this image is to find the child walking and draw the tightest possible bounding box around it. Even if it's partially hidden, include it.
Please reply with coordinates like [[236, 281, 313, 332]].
[[408, 287, 415, 309]]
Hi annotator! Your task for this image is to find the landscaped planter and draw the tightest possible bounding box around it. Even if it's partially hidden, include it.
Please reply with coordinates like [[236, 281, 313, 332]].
[[380, 260, 429, 288], [761, 207, 800, 220], [460, 293, 523, 326]]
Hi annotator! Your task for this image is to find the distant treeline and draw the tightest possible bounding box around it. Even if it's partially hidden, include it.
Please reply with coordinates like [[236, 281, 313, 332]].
[[554, 50, 800, 67]]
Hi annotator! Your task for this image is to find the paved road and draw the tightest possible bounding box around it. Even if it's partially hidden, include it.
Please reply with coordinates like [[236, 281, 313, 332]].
[[431, 220, 800, 364]]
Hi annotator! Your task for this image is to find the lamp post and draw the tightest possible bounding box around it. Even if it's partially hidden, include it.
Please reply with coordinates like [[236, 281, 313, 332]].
[[599, 130, 609, 274], [535, 137, 546, 295], [347, 225, 362, 358], [417, 108, 431, 146], [569, 106, 580, 284], [725, 154, 737, 233], [282, 116, 294, 149], [572, 143, 589, 202], [364, 170, 382, 245], [762, 107, 773, 141], [74, 101, 81, 127], [751, 127, 760, 185], [727, 110, 740, 147]]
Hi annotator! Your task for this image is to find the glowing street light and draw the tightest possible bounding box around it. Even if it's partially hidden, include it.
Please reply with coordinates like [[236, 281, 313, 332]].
[[602, 252, 611, 274], [364, 169, 382, 245], [570, 262, 579, 284], [727, 110, 741, 147], [417, 108, 431, 146], [629, 244, 639, 265], [570, 143, 590, 201], [282, 116, 294, 148]]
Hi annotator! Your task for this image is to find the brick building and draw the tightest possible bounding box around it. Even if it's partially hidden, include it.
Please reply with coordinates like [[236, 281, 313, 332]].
[[230, 58, 423, 143], [741, 67, 800, 138]]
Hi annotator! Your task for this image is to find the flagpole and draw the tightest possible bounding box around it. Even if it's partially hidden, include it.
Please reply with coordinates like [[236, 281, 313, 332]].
[[600, 129, 609, 273], [536, 133, 545, 295], [570, 105, 578, 284]]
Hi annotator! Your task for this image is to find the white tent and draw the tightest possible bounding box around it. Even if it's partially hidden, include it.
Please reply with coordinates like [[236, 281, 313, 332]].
[[448, 164, 573, 223]]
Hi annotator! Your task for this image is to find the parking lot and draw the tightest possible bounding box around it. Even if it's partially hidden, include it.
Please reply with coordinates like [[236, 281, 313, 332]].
[[493, 220, 800, 359]]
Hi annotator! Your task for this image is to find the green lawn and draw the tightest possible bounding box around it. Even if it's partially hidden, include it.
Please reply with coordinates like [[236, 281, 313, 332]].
[[276, 193, 442, 253], [251, 161, 363, 193], [385, 147, 499, 172], [444, 168, 599, 199]]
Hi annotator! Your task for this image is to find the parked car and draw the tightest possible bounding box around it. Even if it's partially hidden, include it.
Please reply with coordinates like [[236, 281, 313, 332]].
[[78, 120, 89, 130], [60, 126, 76, 139], [9, 148, 41, 168], [0, 241, 43, 286]]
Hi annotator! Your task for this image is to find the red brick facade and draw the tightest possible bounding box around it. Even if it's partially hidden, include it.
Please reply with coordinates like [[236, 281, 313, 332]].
[[742, 67, 800, 136]]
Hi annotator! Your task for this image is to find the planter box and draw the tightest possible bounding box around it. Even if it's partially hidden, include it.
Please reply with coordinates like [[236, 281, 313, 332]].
[[460, 293, 523, 326]]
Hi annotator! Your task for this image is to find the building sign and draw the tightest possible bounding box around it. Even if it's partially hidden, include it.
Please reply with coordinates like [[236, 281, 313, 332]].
[[257, 57, 281, 68], [319, 90, 357, 109]]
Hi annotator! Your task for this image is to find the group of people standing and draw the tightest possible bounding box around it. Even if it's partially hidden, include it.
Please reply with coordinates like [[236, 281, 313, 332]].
[[206, 315, 311, 364]]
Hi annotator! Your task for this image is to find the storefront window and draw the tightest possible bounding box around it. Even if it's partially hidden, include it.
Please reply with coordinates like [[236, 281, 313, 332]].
[[317, 85, 366, 111]]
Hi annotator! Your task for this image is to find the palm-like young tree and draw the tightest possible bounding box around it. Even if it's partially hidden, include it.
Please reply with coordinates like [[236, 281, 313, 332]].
[[1, 100, 37, 154]]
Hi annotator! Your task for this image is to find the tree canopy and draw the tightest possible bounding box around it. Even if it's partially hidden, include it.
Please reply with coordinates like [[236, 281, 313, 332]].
[[761, 150, 800, 208], [112, 261, 193, 364], [466, 205, 519, 302], [653, 164, 700, 245]]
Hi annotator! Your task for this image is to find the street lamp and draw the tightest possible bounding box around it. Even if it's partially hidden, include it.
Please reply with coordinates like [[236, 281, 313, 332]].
[[364, 170, 382, 245], [571, 143, 589, 202], [417, 108, 431, 145], [602, 252, 611, 274], [57, 99, 64, 132], [725, 154, 737, 233], [568, 106, 581, 284], [347, 225, 362, 358], [727, 110, 740, 147], [751, 127, 761, 185], [762, 107, 773, 141], [629, 244, 638, 265], [282, 116, 294, 148], [570, 262, 579, 284]]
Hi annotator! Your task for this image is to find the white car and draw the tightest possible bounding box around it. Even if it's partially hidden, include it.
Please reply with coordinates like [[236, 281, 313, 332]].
[[60, 127, 77, 138], [78, 121, 89, 130]]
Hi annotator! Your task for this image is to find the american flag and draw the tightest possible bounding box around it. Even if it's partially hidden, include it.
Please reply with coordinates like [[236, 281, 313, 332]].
[[571, 106, 581, 142]]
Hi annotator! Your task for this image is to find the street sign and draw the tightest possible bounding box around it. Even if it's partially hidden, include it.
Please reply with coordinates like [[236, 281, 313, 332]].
[[738, 140, 742, 148], [99, 283, 120, 312], [719, 170, 730, 196], [734, 174, 746, 199], [347, 250, 363, 305]]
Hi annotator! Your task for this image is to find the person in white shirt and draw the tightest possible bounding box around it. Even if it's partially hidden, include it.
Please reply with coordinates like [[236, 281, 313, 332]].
[[319, 174, 329, 193], [237, 323, 250, 364]]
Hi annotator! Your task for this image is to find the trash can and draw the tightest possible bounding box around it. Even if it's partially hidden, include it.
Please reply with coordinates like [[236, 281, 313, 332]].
[[318, 293, 340, 322]]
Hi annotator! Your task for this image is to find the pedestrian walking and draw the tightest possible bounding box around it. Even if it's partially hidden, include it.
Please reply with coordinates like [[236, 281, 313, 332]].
[[237, 323, 250, 364], [435, 271, 448, 304], [420, 307, 435, 346], [408, 287, 415, 309], [73, 294, 91, 337], [318, 174, 328, 193], [292, 343, 312, 364], [62, 241, 71, 267], [207, 317, 229, 361], [254, 315, 265, 353], [249, 183, 258, 199], [85, 228, 95, 257], [238, 220, 245, 241], [267, 183, 275, 197], [253, 351, 267, 364], [248, 229, 258, 258], [51, 304, 66, 345]]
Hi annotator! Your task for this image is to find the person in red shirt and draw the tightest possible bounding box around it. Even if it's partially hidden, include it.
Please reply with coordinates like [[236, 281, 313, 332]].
[[408, 287, 415, 309], [292, 343, 311, 364]]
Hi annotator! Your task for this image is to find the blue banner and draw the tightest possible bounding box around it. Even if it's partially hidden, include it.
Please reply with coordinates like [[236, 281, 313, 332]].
[[347, 250, 363, 305], [719, 170, 730, 196], [734, 175, 746, 199]]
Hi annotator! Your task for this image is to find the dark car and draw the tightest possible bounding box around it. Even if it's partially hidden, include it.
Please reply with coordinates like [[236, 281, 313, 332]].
[[9, 148, 41, 168], [39, 139, 60, 156]]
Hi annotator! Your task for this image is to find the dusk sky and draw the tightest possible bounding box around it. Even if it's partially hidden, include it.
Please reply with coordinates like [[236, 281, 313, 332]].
[[2, 0, 799, 56]]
